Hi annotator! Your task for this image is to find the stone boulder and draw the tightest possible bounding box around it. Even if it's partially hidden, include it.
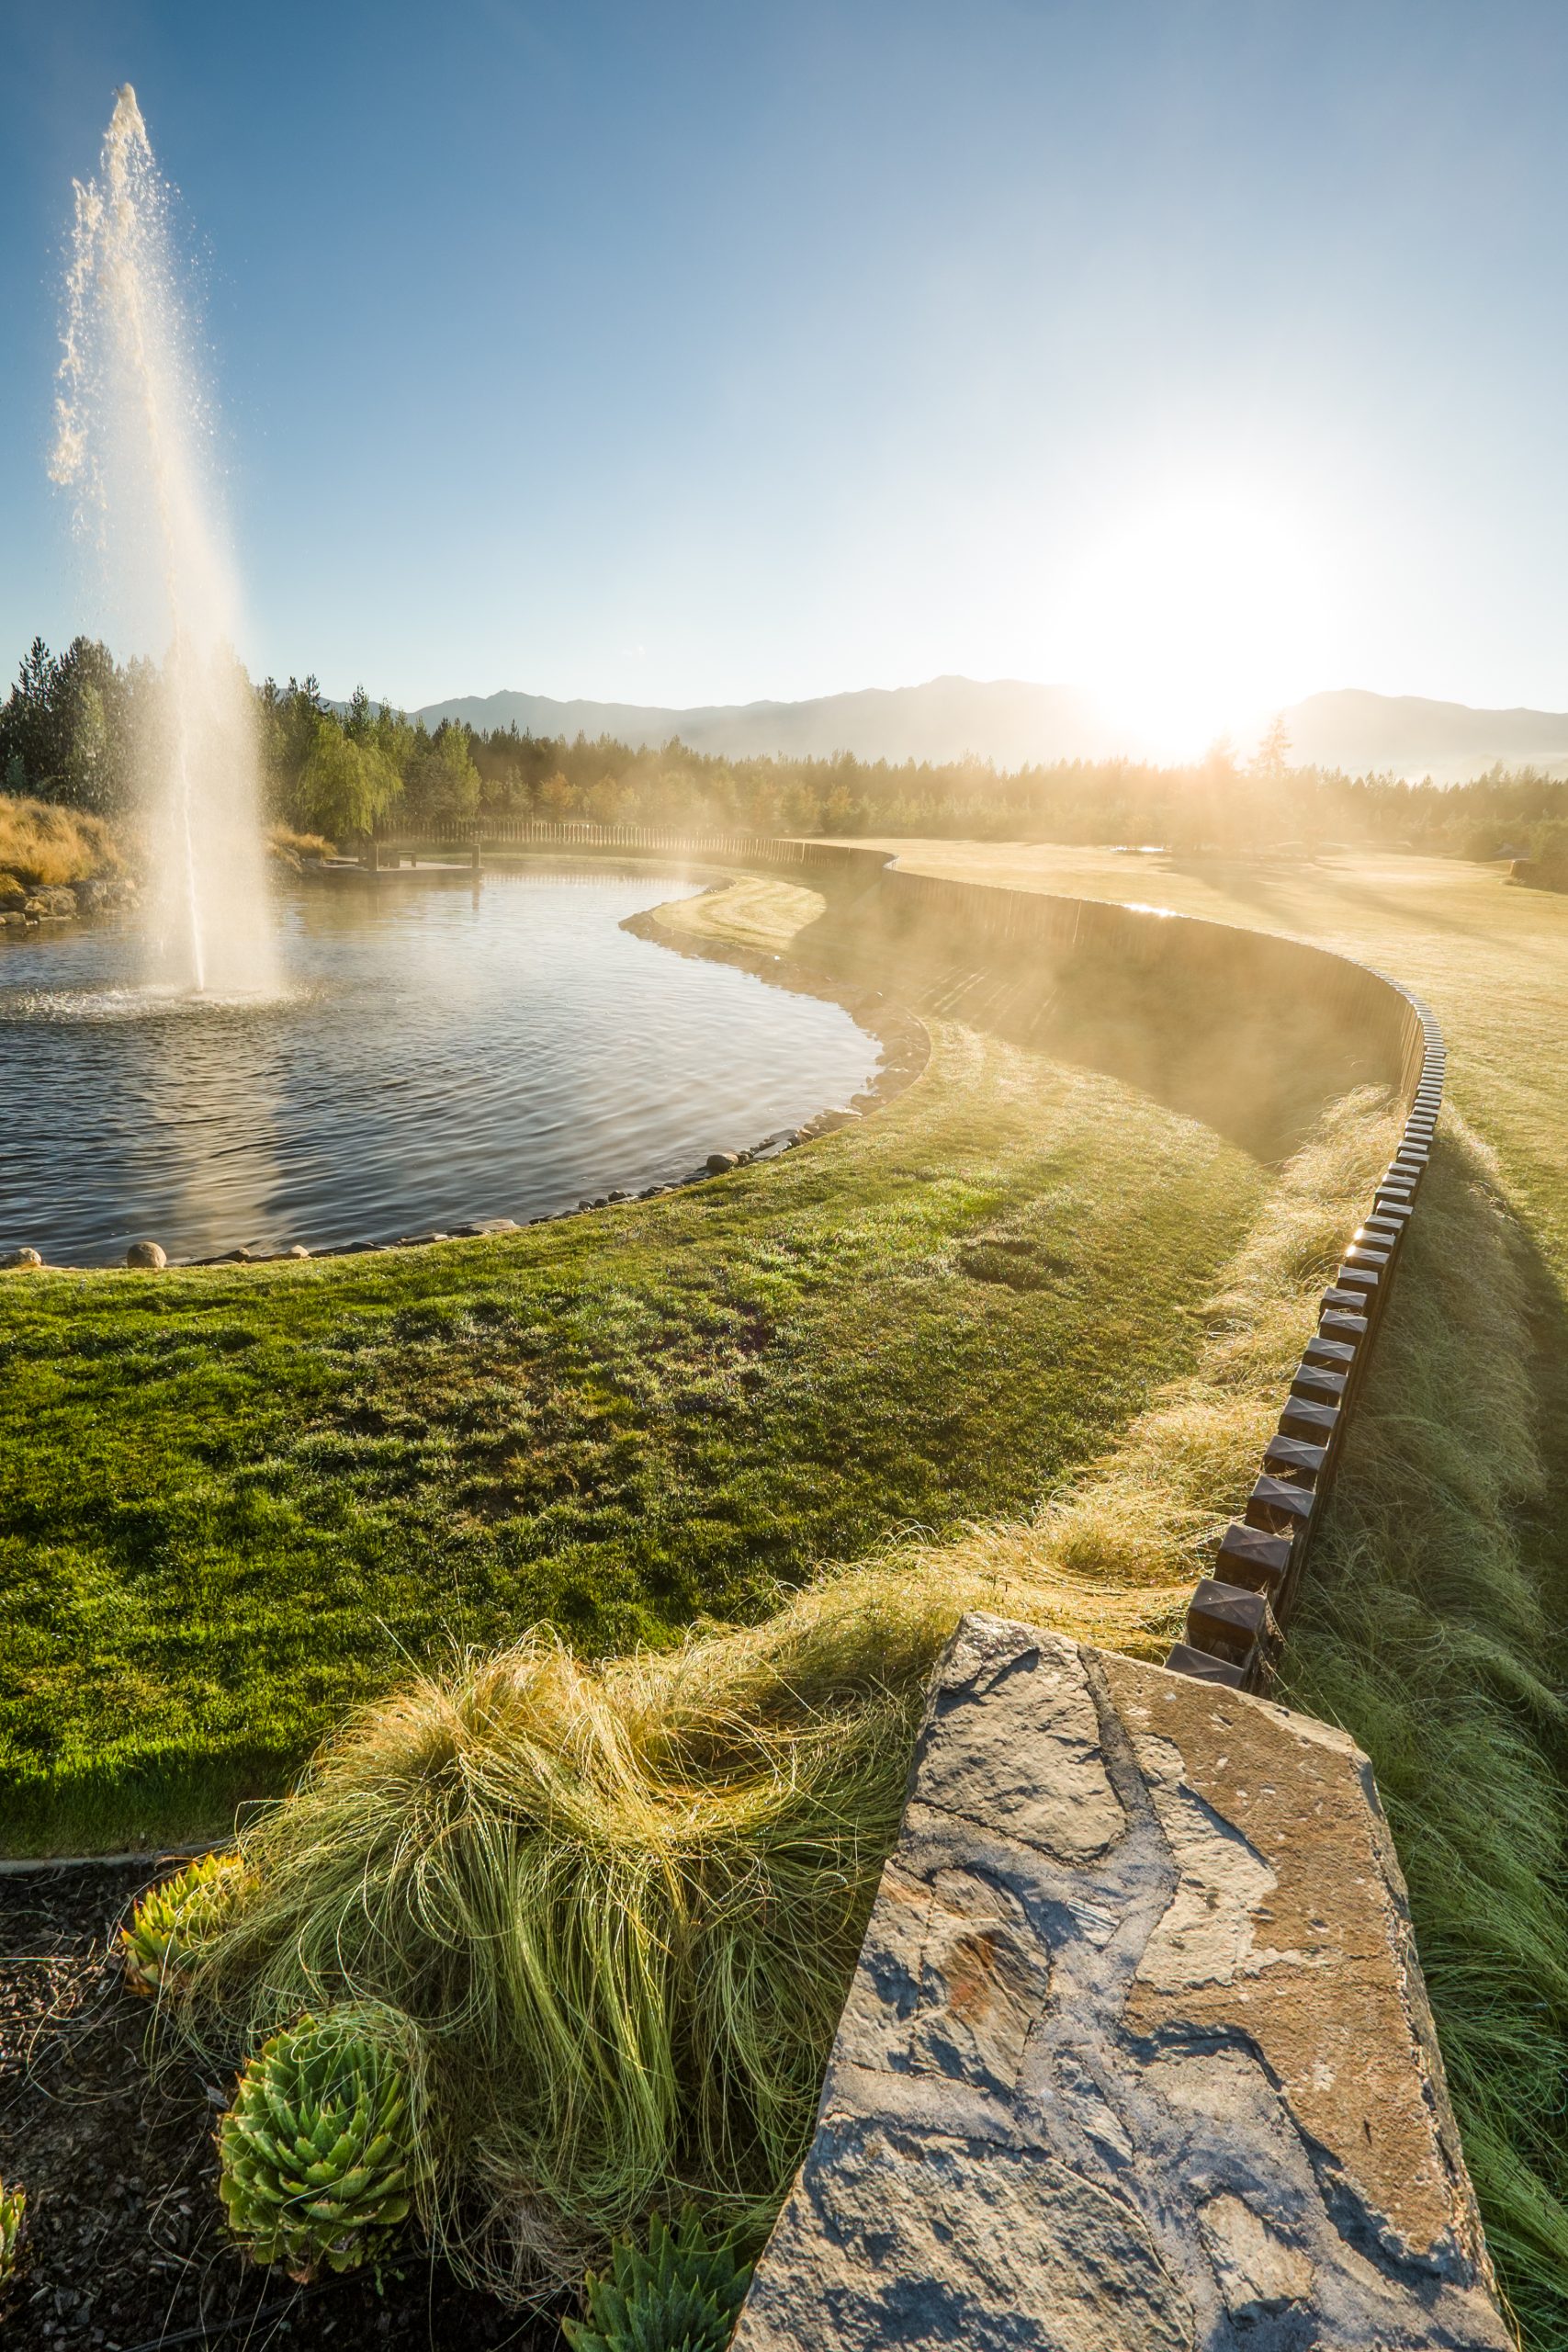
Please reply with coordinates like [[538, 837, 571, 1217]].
[[125, 1240, 167, 1270], [734, 1614, 1508, 2352]]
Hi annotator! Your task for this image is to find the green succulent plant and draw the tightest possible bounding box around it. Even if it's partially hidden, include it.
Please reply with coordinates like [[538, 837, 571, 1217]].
[[216, 2006, 424, 2282], [565, 2208, 755, 2352], [0, 2179, 27, 2294], [121, 1852, 243, 1996]]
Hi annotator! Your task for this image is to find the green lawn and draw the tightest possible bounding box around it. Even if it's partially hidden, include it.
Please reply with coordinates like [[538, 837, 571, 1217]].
[[1, 996, 1259, 1853]]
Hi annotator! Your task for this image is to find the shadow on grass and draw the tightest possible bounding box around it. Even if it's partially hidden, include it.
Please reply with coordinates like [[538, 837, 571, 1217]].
[[1283, 1126, 1568, 2348]]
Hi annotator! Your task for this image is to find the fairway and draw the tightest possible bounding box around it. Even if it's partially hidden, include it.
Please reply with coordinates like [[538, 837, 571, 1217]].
[[854, 838, 1568, 1596], [855, 840, 1568, 1251], [837, 839, 1568, 2330]]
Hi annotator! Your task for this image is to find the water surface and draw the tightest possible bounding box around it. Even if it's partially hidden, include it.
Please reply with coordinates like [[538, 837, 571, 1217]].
[[0, 868, 878, 1265]]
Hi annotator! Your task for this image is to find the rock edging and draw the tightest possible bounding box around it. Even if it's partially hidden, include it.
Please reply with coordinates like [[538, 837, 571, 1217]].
[[733, 1612, 1509, 2351]]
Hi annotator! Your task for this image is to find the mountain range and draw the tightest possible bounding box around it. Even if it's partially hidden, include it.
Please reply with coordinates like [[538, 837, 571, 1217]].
[[406, 677, 1568, 786]]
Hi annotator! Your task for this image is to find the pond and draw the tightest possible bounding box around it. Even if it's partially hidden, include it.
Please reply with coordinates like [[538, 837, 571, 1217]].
[[0, 865, 880, 1266]]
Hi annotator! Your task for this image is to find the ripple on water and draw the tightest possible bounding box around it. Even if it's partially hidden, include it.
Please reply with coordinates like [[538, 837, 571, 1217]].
[[0, 869, 881, 1268]]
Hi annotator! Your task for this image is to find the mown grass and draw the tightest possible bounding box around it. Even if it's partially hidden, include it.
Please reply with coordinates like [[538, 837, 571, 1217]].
[[171, 1086, 1397, 2299], [863, 838, 1568, 2351], [0, 997, 1259, 1854]]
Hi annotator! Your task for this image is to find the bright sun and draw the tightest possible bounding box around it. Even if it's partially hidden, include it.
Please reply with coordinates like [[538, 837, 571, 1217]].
[[1062, 482, 1333, 763]]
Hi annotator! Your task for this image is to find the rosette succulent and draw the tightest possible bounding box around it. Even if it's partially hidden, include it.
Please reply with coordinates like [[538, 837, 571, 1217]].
[[216, 2007, 423, 2282], [565, 2209, 755, 2352], [120, 1852, 243, 1996], [0, 2179, 26, 2294]]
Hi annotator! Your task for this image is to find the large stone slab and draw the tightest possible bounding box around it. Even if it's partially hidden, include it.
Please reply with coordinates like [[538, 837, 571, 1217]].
[[733, 1613, 1508, 2352]]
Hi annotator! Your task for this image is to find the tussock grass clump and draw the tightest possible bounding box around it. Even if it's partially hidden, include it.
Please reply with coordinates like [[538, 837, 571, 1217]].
[[266, 821, 335, 864], [175, 1089, 1397, 2298], [183, 1629, 919, 2293], [1284, 1118, 1568, 2346], [0, 792, 123, 887]]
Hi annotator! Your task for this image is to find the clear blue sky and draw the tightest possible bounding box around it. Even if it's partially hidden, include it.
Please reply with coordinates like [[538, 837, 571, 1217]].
[[6, 0, 1568, 741]]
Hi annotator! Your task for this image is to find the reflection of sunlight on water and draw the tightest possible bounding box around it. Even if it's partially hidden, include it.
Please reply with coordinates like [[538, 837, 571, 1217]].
[[152, 1016, 285, 1263], [8, 983, 304, 1023]]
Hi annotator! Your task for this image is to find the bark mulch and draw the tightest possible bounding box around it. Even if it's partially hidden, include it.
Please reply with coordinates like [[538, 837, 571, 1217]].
[[0, 1863, 558, 2350]]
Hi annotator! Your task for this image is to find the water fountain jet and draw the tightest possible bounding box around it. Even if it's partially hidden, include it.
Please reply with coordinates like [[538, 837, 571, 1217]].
[[51, 85, 274, 998]]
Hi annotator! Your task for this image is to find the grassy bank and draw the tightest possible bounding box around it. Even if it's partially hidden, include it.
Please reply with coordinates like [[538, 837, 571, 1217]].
[[0, 892, 1261, 1851], [173, 1080, 1397, 2297], [855, 839, 1568, 2349]]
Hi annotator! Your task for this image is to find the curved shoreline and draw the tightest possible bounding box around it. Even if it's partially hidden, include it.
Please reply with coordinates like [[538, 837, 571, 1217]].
[[2, 831, 1444, 1707], [1, 860, 915, 1272], [469, 831, 1447, 1701]]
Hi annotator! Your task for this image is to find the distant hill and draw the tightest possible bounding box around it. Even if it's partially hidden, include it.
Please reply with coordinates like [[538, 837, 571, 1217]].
[[404, 675, 1568, 784], [1280, 690, 1568, 785], [409, 676, 1108, 768]]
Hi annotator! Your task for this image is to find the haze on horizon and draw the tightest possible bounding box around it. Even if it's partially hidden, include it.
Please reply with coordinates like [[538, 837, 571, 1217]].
[[6, 1, 1568, 763]]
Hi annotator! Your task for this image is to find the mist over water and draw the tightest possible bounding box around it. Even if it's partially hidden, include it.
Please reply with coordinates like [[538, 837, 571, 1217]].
[[51, 85, 274, 997]]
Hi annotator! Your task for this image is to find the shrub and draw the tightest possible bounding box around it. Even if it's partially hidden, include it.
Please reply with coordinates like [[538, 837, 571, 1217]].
[[565, 2209, 754, 2352], [217, 2005, 424, 2283], [121, 1853, 243, 1996]]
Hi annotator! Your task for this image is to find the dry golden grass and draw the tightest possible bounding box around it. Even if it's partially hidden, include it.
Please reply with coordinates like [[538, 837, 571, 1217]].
[[0, 793, 124, 887], [649, 873, 825, 955], [265, 821, 336, 862]]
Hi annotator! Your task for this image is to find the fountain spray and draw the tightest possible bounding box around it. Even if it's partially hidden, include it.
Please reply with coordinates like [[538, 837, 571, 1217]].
[[51, 85, 275, 997]]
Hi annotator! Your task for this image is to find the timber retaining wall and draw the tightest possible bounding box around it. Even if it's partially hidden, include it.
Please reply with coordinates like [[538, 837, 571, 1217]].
[[374, 822, 1442, 1692]]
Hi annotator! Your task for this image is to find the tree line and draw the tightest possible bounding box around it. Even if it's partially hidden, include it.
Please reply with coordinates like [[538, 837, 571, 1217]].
[[6, 632, 1568, 867]]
